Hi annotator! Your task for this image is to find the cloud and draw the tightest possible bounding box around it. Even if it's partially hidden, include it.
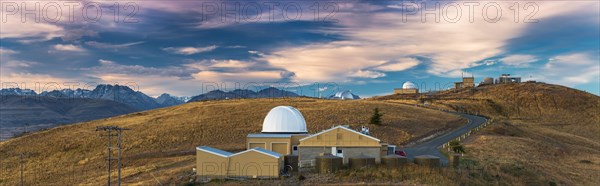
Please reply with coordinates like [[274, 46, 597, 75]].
[[85, 41, 145, 49], [209, 59, 253, 68], [541, 53, 599, 85], [84, 59, 200, 80], [61, 29, 98, 42], [162, 45, 218, 55], [0, 48, 18, 55], [261, 1, 598, 79], [373, 58, 420, 71], [225, 45, 247, 49], [349, 70, 386, 79], [0, 20, 63, 40], [501, 55, 538, 66], [52, 44, 85, 52]]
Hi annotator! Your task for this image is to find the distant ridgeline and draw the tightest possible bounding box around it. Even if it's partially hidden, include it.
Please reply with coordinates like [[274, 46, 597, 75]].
[[188, 87, 300, 102], [0, 85, 299, 140], [1, 85, 302, 111], [0, 85, 189, 110]]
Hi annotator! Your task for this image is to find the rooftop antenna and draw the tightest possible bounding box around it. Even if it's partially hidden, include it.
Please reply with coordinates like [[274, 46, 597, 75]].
[[96, 126, 130, 186]]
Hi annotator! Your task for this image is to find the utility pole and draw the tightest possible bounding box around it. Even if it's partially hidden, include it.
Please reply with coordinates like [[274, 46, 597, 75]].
[[96, 126, 129, 186], [20, 153, 24, 186]]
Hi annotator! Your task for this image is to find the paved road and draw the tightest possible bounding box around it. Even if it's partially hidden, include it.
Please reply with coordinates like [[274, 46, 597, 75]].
[[400, 111, 488, 165]]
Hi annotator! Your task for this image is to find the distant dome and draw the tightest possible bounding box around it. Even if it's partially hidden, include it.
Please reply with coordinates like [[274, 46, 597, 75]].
[[333, 90, 359, 100], [402, 81, 417, 89], [262, 106, 308, 133]]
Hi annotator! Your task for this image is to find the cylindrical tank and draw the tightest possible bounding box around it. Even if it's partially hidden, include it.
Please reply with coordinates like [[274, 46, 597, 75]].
[[315, 153, 343, 173], [284, 155, 299, 172], [348, 155, 376, 169], [414, 155, 440, 167], [483, 77, 494, 85], [381, 154, 408, 169]]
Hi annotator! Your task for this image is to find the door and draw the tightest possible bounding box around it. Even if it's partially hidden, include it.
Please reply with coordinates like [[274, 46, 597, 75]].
[[271, 143, 288, 155], [332, 147, 343, 157], [292, 145, 298, 155]]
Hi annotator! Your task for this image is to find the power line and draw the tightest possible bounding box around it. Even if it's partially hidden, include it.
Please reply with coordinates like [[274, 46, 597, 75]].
[[96, 126, 130, 186]]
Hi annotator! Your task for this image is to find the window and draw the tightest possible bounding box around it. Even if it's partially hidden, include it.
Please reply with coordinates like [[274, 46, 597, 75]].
[[293, 146, 298, 151], [337, 149, 343, 154]]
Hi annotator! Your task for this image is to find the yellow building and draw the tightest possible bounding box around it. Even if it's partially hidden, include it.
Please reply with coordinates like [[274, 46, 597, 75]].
[[247, 134, 308, 155], [246, 106, 309, 155], [197, 106, 398, 177], [298, 126, 383, 166], [196, 146, 283, 178], [196, 146, 231, 178], [394, 81, 419, 94], [455, 77, 475, 89]]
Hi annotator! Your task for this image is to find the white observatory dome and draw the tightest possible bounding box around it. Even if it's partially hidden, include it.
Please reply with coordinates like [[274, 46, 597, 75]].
[[334, 90, 354, 100], [261, 106, 308, 133], [402, 81, 417, 89]]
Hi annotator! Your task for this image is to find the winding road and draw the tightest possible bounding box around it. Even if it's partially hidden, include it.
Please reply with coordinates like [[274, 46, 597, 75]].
[[400, 111, 488, 165]]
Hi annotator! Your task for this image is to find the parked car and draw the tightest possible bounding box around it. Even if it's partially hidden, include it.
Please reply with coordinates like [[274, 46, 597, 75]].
[[395, 150, 407, 157]]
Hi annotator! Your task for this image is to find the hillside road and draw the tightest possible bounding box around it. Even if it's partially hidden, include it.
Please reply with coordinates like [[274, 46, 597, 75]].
[[399, 111, 488, 165]]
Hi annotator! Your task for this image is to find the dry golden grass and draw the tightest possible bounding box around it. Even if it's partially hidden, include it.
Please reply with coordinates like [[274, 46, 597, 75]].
[[0, 98, 464, 185], [375, 82, 600, 185]]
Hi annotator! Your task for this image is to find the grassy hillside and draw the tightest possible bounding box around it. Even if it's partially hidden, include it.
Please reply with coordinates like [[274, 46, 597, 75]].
[[375, 82, 600, 185], [0, 98, 464, 185], [0, 95, 138, 140]]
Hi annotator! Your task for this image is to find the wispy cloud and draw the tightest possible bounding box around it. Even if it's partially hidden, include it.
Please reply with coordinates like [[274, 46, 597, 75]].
[[162, 45, 218, 55], [542, 53, 599, 85], [501, 55, 538, 66], [52, 44, 86, 52], [373, 58, 420, 72], [0, 48, 18, 55], [85, 41, 145, 49], [83, 59, 200, 80], [349, 70, 386, 79]]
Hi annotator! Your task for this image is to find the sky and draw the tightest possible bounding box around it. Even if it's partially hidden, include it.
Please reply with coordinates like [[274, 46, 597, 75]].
[[1, 0, 599, 97]]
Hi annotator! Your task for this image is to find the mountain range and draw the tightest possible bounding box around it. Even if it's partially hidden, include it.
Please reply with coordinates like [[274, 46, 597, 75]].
[[1, 85, 182, 110], [0, 85, 302, 140], [188, 87, 300, 102]]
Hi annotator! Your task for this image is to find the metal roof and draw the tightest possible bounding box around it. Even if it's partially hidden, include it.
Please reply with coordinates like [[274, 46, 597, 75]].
[[252, 147, 282, 158], [196, 146, 234, 157], [230, 147, 282, 158], [247, 133, 293, 138], [299, 125, 381, 142]]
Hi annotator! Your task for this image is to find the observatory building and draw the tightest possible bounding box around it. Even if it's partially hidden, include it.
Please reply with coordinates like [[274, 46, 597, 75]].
[[394, 81, 419, 94], [454, 76, 475, 89], [496, 74, 521, 84], [246, 106, 310, 155], [329, 90, 361, 100], [196, 106, 398, 178]]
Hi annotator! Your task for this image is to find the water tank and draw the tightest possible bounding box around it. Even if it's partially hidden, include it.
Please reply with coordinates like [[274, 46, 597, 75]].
[[414, 155, 440, 167], [381, 154, 408, 169], [348, 155, 376, 169], [315, 153, 343, 173], [483, 77, 494, 84], [284, 155, 299, 173]]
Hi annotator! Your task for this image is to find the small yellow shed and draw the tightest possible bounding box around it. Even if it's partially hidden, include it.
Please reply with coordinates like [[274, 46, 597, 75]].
[[196, 146, 283, 179], [196, 146, 233, 178], [227, 148, 283, 178]]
